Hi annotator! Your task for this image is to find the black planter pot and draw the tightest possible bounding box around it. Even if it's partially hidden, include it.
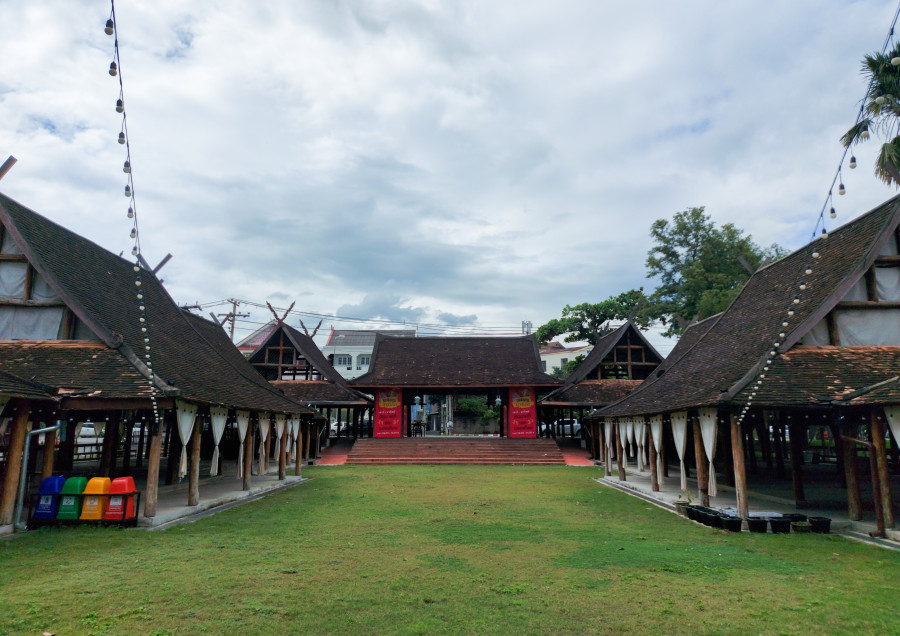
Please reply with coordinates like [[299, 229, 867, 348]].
[[686, 505, 699, 521], [747, 518, 768, 533], [722, 516, 743, 532], [808, 516, 832, 534], [700, 510, 716, 526], [768, 517, 791, 534], [782, 514, 808, 523]]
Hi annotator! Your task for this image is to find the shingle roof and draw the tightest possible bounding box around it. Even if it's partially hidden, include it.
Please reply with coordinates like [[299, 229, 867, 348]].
[[0, 366, 57, 401], [0, 193, 310, 414], [601, 195, 900, 417], [271, 380, 370, 405], [732, 346, 900, 407], [325, 329, 416, 347], [542, 379, 642, 405], [350, 335, 562, 388], [236, 321, 277, 350]]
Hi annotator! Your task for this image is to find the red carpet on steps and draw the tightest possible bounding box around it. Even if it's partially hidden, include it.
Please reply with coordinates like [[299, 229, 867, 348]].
[[338, 437, 580, 466]]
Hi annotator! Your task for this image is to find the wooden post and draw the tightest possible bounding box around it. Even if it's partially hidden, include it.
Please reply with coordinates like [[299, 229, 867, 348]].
[[0, 401, 30, 526], [40, 427, 57, 480], [773, 418, 787, 478], [788, 420, 806, 506], [263, 423, 272, 474], [144, 412, 165, 518], [188, 415, 201, 506], [649, 422, 659, 492], [730, 413, 749, 527], [99, 414, 116, 477], [294, 421, 303, 477], [305, 421, 313, 465], [870, 409, 894, 528], [165, 419, 181, 486], [616, 425, 626, 481], [242, 425, 253, 491], [692, 417, 710, 507], [278, 423, 287, 480], [758, 416, 773, 470], [842, 424, 863, 521], [745, 424, 757, 473], [121, 421, 134, 475]]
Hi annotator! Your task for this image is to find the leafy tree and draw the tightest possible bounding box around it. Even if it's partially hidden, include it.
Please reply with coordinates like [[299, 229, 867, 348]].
[[645, 206, 786, 336], [841, 43, 900, 185], [549, 354, 586, 380], [455, 396, 489, 417], [536, 289, 650, 346]]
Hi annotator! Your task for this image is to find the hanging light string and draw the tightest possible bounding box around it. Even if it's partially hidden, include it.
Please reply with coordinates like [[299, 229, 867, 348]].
[[106, 2, 159, 427], [811, 0, 900, 241]]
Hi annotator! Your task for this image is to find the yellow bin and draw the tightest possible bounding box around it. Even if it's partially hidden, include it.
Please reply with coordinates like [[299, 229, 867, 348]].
[[79, 477, 111, 520]]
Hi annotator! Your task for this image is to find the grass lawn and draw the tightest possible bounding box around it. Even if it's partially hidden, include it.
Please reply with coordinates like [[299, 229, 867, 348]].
[[2, 465, 899, 635]]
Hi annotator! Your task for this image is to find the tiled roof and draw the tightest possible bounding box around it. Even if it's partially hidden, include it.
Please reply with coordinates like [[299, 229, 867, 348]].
[[565, 320, 662, 386], [0, 193, 309, 414], [0, 367, 57, 401], [236, 321, 277, 349], [601, 195, 900, 417], [271, 380, 370, 405], [325, 329, 416, 347], [732, 346, 900, 407], [543, 379, 642, 405], [350, 335, 562, 388]]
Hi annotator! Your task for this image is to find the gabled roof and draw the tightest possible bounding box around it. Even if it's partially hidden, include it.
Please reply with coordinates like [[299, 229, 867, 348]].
[[271, 380, 370, 406], [249, 322, 348, 385], [325, 329, 416, 348], [0, 367, 57, 401], [350, 334, 561, 388], [0, 193, 310, 414], [542, 379, 642, 406], [236, 321, 277, 350], [601, 195, 900, 417]]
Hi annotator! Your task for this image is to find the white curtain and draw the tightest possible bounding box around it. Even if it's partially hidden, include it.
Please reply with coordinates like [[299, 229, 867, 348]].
[[258, 413, 271, 475], [604, 419, 613, 472], [0, 262, 27, 297], [635, 419, 645, 471], [617, 419, 628, 475], [835, 309, 900, 345], [886, 406, 900, 453], [209, 406, 228, 477], [175, 400, 198, 481], [699, 407, 718, 497], [671, 411, 688, 491], [650, 414, 663, 478], [274, 413, 286, 464], [236, 410, 250, 479], [876, 267, 900, 301], [626, 418, 635, 457]]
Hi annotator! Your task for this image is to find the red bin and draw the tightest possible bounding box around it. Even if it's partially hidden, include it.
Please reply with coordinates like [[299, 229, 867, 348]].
[[103, 476, 138, 521]]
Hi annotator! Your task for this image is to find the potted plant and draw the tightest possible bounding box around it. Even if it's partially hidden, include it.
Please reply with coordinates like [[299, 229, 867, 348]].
[[808, 516, 831, 534], [768, 517, 791, 534], [746, 517, 768, 533], [721, 515, 743, 532], [674, 490, 692, 517], [791, 520, 812, 533]]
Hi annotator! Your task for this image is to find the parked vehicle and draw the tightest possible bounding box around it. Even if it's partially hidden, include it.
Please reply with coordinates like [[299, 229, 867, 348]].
[[539, 418, 581, 438], [76, 423, 102, 446]]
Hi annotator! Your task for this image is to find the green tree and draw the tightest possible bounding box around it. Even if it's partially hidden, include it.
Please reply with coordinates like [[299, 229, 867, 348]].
[[536, 289, 650, 346], [645, 206, 786, 336], [841, 44, 900, 185]]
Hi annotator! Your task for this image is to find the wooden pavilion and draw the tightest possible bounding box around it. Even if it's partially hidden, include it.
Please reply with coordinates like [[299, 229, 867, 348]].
[[0, 193, 315, 530], [594, 195, 900, 533], [350, 335, 560, 438], [540, 320, 663, 455]]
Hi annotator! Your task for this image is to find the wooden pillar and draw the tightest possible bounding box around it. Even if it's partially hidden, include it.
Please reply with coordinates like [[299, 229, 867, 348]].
[[758, 417, 773, 470], [773, 417, 787, 479], [40, 427, 57, 480], [842, 424, 863, 521], [98, 414, 116, 477], [278, 423, 287, 481], [692, 417, 709, 507], [263, 422, 272, 474], [165, 418, 181, 486], [870, 408, 894, 528], [788, 420, 807, 506], [649, 423, 659, 492], [730, 413, 749, 526], [294, 421, 303, 477], [0, 401, 30, 526], [305, 421, 313, 464], [144, 412, 165, 518], [188, 414, 201, 506], [745, 425, 757, 474], [242, 425, 253, 491], [57, 420, 76, 473], [120, 420, 134, 475]]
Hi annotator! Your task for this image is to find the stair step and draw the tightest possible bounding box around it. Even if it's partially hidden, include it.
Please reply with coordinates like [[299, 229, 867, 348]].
[[345, 438, 566, 465]]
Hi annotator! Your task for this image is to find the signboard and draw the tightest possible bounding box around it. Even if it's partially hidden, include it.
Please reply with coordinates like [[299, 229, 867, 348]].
[[374, 388, 403, 438], [508, 387, 537, 438]]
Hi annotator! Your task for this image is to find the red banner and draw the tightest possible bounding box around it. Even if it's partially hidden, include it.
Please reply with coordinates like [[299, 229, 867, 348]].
[[508, 387, 537, 438], [374, 389, 402, 438]]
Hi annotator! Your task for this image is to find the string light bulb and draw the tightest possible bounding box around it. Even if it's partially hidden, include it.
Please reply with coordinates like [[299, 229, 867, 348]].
[[799, 282, 807, 290], [118, 132, 126, 144], [830, 207, 836, 219], [793, 296, 800, 304], [109, 62, 118, 76], [123, 160, 131, 173], [124, 184, 131, 197], [127, 207, 134, 219], [861, 125, 870, 140], [812, 249, 820, 258], [876, 91, 886, 105], [105, 19, 114, 35], [116, 99, 124, 113], [805, 266, 812, 275], [849, 155, 857, 169], [892, 56, 900, 66], [822, 227, 828, 239], [838, 182, 846, 195], [130, 228, 136, 238], [131, 245, 138, 256]]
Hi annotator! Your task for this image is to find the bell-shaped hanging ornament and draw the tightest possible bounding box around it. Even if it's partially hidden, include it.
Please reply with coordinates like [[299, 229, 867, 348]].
[[849, 155, 857, 169], [109, 61, 118, 76], [116, 98, 124, 113], [105, 19, 114, 35]]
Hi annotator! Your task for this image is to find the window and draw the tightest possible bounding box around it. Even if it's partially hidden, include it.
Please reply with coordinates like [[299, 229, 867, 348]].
[[560, 358, 568, 366], [336, 354, 352, 369], [357, 355, 371, 371], [541, 360, 547, 371]]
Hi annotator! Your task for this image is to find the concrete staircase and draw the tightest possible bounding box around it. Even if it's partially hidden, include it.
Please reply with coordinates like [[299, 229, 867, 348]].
[[345, 437, 566, 465]]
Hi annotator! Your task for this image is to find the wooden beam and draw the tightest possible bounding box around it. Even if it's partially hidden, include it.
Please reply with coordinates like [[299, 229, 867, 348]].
[[0, 400, 30, 525], [788, 420, 807, 507], [870, 409, 894, 528], [41, 427, 57, 480], [841, 425, 862, 520], [875, 255, 900, 265], [0, 253, 27, 262], [837, 301, 900, 309], [865, 268, 880, 302], [826, 311, 841, 346], [188, 413, 201, 506], [22, 265, 32, 301], [0, 298, 65, 307], [730, 413, 749, 526], [692, 416, 710, 506], [278, 421, 287, 481], [616, 424, 625, 481], [143, 418, 164, 518]]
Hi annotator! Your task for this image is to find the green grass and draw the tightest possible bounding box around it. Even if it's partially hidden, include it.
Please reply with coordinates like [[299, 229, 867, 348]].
[[2, 465, 899, 635]]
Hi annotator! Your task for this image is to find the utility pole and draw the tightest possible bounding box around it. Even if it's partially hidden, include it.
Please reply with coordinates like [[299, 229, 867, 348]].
[[521, 320, 532, 335], [217, 298, 249, 341]]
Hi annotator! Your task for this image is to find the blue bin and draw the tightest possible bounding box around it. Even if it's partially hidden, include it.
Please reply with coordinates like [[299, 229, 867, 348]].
[[32, 475, 66, 520]]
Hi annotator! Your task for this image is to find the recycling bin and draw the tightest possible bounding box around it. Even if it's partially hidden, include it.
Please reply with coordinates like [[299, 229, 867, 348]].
[[56, 476, 89, 520], [103, 476, 138, 522], [79, 477, 111, 520], [32, 475, 66, 522]]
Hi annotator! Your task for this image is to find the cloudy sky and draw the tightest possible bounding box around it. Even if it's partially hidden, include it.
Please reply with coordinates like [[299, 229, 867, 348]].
[[2, 1, 899, 352]]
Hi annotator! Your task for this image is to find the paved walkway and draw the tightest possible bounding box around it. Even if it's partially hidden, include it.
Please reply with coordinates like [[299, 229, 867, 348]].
[[599, 462, 900, 550]]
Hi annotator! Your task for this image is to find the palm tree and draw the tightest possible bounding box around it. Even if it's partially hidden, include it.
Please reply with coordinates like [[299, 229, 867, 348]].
[[842, 44, 900, 186]]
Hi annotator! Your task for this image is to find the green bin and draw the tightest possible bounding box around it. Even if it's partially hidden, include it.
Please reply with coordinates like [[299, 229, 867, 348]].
[[56, 476, 89, 520]]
